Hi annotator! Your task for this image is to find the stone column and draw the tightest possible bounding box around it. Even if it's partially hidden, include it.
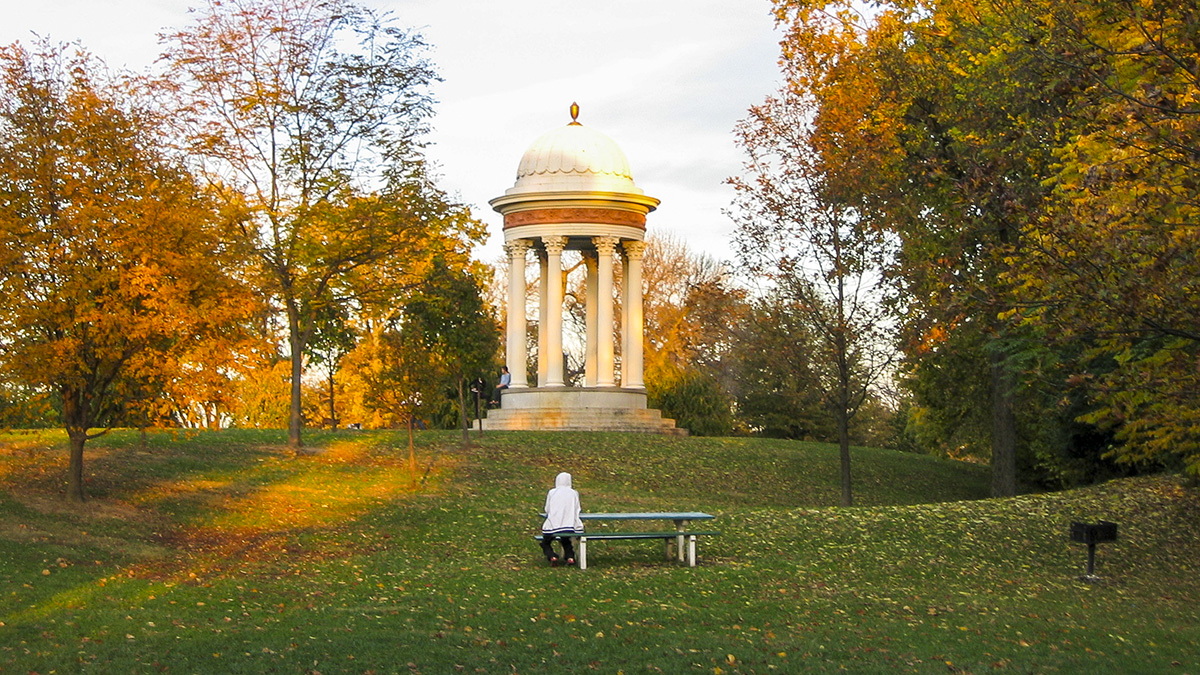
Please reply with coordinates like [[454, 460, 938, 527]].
[[505, 239, 531, 387], [583, 250, 599, 387], [622, 240, 646, 389], [620, 248, 630, 383], [593, 236, 620, 387], [537, 247, 548, 385], [543, 236, 568, 387]]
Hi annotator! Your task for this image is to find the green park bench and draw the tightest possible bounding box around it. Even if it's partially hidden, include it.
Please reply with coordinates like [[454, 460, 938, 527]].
[[536, 512, 719, 570]]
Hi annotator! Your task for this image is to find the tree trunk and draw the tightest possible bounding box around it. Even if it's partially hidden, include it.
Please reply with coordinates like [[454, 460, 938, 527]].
[[475, 385, 483, 441], [67, 430, 87, 503], [837, 392, 853, 507], [408, 414, 417, 487], [834, 248, 853, 507], [990, 348, 1018, 497], [328, 369, 337, 430], [457, 376, 470, 448], [62, 387, 90, 502], [287, 309, 305, 452]]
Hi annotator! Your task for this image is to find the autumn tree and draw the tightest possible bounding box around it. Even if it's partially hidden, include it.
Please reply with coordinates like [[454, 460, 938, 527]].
[[0, 382, 57, 428], [640, 233, 743, 436], [730, 75, 900, 506], [341, 319, 433, 475], [1011, 0, 1200, 478], [730, 289, 832, 440], [163, 0, 469, 451], [892, 0, 1084, 496], [765, 0, 1099, 494], [775, 0, 1200, 483], [0, 41, 249, 500], [402, 259, 501, 447], [304, 297, 357, 430]]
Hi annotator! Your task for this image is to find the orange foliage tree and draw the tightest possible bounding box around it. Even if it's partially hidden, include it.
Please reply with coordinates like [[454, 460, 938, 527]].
[[0, 41, 252, 500], [729, 64, 900, 505], [769, 0, 1200, 483], [162, 0, 481, 451], [639, 234, 744, 437]]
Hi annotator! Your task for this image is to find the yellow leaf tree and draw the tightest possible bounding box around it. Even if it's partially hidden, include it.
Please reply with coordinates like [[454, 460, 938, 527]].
[[0, 41, 252, 501], [162, 0, 481, 451]]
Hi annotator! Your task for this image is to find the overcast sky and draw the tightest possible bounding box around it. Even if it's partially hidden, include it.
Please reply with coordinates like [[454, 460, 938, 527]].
[[0, 0, 784, 264]]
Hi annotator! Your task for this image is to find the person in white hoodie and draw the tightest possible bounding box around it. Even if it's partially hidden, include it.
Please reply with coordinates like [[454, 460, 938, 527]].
[[541, 472, 583, 565]]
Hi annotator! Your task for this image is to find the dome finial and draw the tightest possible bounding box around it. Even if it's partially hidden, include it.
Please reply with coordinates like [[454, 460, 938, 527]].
[[569, 102, 581, 125]]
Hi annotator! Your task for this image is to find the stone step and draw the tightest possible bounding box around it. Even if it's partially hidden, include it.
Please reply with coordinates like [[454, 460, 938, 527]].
[[476, 407, 686, 435]]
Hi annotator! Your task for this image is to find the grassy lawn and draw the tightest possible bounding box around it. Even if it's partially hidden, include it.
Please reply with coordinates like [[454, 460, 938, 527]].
[[1, 428, 1197, 674]]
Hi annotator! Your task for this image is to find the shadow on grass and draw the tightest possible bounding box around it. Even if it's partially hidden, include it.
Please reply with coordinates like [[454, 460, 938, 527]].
[[0, 429, 457, 589]]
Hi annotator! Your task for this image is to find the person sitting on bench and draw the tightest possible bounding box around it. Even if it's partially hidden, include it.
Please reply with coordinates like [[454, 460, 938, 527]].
[[540, 472, 582, 566]]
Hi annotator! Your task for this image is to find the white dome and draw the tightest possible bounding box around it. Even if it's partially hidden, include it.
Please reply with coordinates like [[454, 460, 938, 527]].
[[505, 119, 644, 196]]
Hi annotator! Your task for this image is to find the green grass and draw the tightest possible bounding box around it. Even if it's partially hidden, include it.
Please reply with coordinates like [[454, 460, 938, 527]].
[[1, 428, 1197, 674]]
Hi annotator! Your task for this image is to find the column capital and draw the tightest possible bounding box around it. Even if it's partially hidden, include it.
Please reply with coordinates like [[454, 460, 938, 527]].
[[505, 238, 532, 257], [592, 235, 620, 255], [542, 235, 568, 256], [622, 240, 646, 260]]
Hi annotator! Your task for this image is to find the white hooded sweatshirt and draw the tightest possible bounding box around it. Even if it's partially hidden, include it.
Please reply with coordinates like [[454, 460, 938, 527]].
[[542, 472, 583, 535]]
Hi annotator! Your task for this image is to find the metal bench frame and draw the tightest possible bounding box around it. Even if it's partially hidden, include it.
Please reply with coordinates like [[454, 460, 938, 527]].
[[538, 531, 720, 569]]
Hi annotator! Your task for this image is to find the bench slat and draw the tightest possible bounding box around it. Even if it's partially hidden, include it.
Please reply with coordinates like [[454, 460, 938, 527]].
[[533, 531, 720, 540], [580, 531, 720, 540]]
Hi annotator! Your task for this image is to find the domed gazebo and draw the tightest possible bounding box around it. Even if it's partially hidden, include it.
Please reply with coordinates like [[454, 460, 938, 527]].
[[479, 104, 683, 433]]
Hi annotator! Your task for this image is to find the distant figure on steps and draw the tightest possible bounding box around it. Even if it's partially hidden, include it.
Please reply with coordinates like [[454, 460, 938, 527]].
[[490, 366, 511, 407]]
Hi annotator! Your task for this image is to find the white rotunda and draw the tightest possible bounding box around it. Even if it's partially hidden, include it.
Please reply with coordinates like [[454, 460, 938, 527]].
[[479, 104, 683, 434]]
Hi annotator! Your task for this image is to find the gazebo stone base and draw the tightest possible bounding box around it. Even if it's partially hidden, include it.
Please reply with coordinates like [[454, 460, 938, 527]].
[[476, 387, 686, 435]]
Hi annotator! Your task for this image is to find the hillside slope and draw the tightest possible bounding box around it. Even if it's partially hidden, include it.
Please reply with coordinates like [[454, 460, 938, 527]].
[[0, 429, 1195, 674]]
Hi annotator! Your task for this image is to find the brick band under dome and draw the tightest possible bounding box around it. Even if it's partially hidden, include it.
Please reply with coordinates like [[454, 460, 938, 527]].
[[502, 207, 646, 229]]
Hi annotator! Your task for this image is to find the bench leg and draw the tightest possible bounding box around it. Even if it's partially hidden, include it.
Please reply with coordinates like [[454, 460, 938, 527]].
[[579, 537, 587, 570], [688, 535, 697, 567], [664, 538, 672, 560], [676, 534, 685, 562]]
